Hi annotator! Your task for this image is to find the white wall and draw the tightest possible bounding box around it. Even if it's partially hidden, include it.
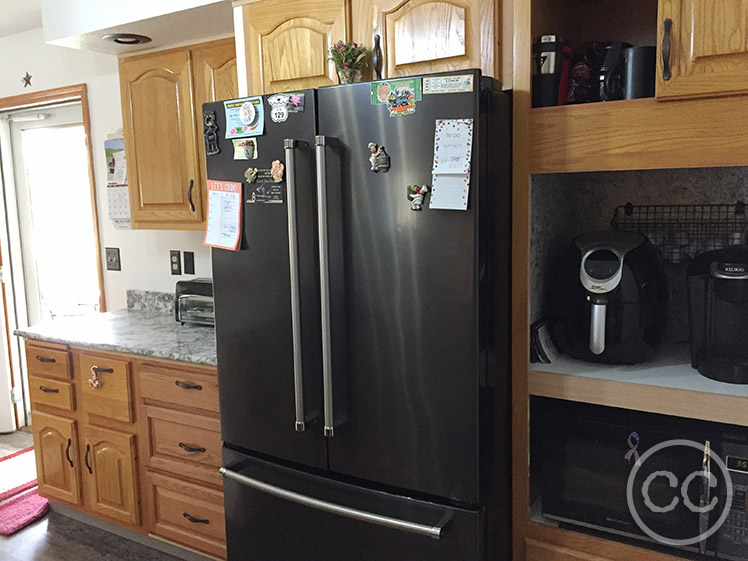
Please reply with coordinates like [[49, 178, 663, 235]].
[[0, 27, 212, 311]]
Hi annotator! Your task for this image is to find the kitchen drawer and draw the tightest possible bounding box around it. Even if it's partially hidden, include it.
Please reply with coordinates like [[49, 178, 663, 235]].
[[145, 406, 222, 485], [78, 353, 133, 423], [139, 365, 219, 413], [25, 342, 71, 380], [28, 376, 75, 412], [148, 471, 226, 559]]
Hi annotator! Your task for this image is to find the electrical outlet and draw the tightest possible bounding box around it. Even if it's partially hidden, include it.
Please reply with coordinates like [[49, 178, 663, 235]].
[[184, 251, 195, 275], [170, 250, 182, 275], [105, 247, 121, 271]]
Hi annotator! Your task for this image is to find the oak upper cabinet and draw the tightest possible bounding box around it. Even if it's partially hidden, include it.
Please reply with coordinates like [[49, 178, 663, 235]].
[[352, 0, 498, 80], [119, 48, 202, 229], [238, 0, 350, 94], [193, 38, 239, 106], [32, 411, 81, 506], [81, 425, 139, 526], [657, 0, 748, 99]]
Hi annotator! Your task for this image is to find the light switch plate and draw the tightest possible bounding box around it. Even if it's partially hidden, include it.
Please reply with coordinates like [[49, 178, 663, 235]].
[[183, 251, 195, 275], [105, 247, 121, 271]]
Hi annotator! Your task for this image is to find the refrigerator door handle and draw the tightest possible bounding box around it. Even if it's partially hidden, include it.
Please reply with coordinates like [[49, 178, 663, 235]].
[[315, 135, 335, 437], [220, 466, 450, 539], [285, 138, 307, 432]]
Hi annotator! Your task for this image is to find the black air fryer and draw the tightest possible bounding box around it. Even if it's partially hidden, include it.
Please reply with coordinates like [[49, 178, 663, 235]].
[[688, 245, 748, 383], [555, 231, 667, 364]]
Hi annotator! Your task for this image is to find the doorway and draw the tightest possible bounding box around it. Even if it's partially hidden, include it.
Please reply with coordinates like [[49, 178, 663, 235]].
[[0, 85, 105, 431]]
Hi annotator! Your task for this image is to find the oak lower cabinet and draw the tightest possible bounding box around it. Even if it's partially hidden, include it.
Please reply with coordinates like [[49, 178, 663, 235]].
[[32, 411, 81, 505], [657, 0, 748, 100], [81, 426, 139, 525], [118, 38, 238, 230], [26, 339, 225, 559], [137, 361, 226, 559]]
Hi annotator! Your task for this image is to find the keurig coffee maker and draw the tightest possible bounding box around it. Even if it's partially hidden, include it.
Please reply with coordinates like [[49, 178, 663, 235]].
[[555, 231, 668, 364], [688, 246, 748, 383]]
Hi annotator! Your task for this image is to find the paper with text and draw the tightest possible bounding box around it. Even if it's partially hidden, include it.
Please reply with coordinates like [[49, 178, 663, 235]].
[[204, 180, 242, 250], [432, 119, 473, 174]]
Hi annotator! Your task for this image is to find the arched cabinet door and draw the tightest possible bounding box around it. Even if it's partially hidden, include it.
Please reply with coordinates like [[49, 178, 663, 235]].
[[240, 0, 350, 94], [382, 0, 484, 77], [119, 49, 203, 228], [81, 425, 139, 525], [657, 0, 748, 99], [32, 411, 81, 505]]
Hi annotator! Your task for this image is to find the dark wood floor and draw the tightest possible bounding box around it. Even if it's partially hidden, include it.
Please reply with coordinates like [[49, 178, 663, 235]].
[[0, 431, 183, 561]]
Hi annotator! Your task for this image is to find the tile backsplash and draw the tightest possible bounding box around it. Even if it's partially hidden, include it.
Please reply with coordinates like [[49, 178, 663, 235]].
[[530, 166, 748, 342]]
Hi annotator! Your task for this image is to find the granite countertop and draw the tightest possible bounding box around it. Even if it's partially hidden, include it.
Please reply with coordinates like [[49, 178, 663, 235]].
[[15, 309, 217, 366]]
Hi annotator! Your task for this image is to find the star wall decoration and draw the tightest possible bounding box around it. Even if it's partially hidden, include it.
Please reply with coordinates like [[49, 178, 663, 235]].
[[21, 72, 32, 87]]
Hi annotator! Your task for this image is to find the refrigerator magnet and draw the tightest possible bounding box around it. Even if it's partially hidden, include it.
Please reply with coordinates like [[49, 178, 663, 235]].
[[370, 79, 422, 117], [367, 143, 390, 172], [203, 110, 220, 155], [266, 93, 305, 123], [407, 185, 429, 211], [233, 138, 258, 160], [224, 97, 265, 138]]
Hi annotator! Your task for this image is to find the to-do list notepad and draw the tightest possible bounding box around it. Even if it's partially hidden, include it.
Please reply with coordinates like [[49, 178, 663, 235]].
[[430, 119, 473, 210], [204, 180, 242, 250]]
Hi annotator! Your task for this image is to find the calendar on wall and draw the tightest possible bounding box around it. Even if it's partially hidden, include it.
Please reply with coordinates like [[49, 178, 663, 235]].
[[104, 137, 131, 229]]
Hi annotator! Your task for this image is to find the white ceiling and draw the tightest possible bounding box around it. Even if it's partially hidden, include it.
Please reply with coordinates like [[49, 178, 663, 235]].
[[0, 0, 42, 38]]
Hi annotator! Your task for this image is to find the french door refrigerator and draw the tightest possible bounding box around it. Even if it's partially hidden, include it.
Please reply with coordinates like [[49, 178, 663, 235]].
[[206, 70, 512, 561]]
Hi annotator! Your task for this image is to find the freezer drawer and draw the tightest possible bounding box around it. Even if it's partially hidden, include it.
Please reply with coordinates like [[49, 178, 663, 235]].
[[222, 448, 485, 561]]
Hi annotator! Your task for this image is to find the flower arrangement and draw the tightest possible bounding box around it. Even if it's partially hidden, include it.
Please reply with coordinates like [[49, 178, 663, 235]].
[[328, 40, 367, 83]]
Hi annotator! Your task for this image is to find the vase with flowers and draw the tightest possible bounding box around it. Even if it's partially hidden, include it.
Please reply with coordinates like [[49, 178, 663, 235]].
[[328, 40, 367, 84]]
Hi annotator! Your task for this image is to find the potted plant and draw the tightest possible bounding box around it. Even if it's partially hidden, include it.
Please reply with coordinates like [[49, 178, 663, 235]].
[[328, 41, 368, 84]]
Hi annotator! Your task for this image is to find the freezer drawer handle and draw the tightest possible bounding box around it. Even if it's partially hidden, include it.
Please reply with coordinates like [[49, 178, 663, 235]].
[[220, 467, 449, 539], [284, 138, 307, 432], [315, 135, 335, 438]]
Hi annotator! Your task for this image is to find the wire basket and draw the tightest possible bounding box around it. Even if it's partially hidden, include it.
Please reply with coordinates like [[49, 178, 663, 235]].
[[610, 201, 747, 263]]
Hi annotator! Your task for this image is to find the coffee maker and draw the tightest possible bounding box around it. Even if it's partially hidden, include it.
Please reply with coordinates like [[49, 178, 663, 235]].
[[688, 246, 748, 383], [554, 231, 668, 364]]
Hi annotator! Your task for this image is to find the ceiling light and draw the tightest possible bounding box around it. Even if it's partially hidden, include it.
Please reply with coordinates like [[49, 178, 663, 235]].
[[102, 33, 152, 45]]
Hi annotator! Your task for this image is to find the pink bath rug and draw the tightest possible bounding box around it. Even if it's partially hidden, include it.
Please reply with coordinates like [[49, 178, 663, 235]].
[[0, 488, 49, 536]]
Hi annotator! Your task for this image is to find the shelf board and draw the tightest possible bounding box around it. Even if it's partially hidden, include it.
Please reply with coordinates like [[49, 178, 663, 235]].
[[529, 95, 748, 174], [530, 344, 748, 426]]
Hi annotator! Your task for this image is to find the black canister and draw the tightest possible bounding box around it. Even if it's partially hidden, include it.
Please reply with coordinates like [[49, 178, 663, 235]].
[[622, 46, 656, 99]]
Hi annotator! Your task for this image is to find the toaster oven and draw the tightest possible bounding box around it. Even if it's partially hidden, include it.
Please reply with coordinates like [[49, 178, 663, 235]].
[[175, 278, 214, 326]]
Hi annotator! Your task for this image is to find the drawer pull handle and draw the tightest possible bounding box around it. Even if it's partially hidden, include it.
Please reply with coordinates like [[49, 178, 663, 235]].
[[65, 438, 73, 468], [179, 442, 206, 453], [35, 355, 56, 363], [91, 366, 114, 374], [88, 365, 111, 389], [175, 380, 202, 390], [183, 512, 210, 524], [84, 444, 92, 474], [39, 386, 59, 393]]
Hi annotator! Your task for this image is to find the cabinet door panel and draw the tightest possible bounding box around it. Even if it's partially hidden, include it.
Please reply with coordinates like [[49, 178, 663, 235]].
[[82, 426, 139, 525], [657, 0, 748, 99], [241, 0, 349, 94], [119, 49, 203, 226], [384, 0, 481, 77], [31, 411, 80, 505]]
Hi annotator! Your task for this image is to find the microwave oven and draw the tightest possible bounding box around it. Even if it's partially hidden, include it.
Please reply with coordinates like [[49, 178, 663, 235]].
[[537, 398, 748, 559]]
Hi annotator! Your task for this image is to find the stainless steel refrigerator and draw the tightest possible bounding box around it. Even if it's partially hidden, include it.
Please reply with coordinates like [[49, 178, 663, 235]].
[[206, 70, 511, 561]]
